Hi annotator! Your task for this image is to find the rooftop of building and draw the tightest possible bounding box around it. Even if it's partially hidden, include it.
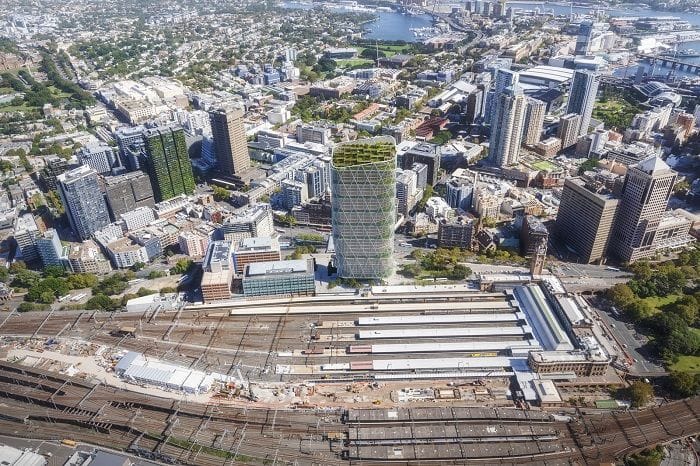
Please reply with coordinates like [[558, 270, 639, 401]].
[[332, 137, 396, 168], [14, 213, 38, 233], [103, 170, 150, 185], [236, 236, 279, 252], [635, 154, 671, 174], [107, 237, 142, 253], [57, 164, 97, 183], [205, 240, 233, 266], [525, 215, 548, 234], [245, 258, 313, 277], [519, 65, 574, 83]]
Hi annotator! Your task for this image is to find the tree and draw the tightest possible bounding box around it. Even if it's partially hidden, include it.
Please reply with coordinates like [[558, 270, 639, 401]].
[[130, 262, 145, 272], [673, 179, 690, 195], [669, 371, 700, 397], [666, 295, 699, 326], [625, 446, 664, 466], [12, 269, 41, 289], [65, 273, 98, 290], [170, 259, 193, 275], [578, 158, 599, 175], [43, 265, 66, 278], [628, 381, 653, 408], [606, 283, 636, 309], [212, 185, 230, 202], [136, 287, 157, 297], [481, 217, 497, 228], [624, 299, 654, 321], [85, 293, 118, 311]]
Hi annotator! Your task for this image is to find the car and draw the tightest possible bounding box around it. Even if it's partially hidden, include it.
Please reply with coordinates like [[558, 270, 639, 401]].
[[622, 344, 628, 348], [610, 323, 616, 328]]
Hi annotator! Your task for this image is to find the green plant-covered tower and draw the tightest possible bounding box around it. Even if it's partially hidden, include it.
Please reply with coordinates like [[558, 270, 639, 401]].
[[143, 125, 195, 202], [331, 136, 396, 279]]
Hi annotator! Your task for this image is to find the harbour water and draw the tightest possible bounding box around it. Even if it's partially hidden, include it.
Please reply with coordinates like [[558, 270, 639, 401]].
[[281, 2, 432, 42], [282, 1, 700, 52]]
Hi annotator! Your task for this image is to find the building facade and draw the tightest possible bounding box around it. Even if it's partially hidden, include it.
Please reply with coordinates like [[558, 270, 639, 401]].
[[566, 70, 599, 137], [104, 171, 156, 219], [489, 86, 527, 167], [558, 113, 581, 150], [555, 177, 620, 264], [143, 125, 195, 202], [611, 156, 677, 263], [522, 98, 546, 146], [57, 166, 111, 241], [332, 137, 397, 279], [209, 105, 251, 176], [437, 216, 475, 249], [233, 237, 282, 274], [242, 259, 315, 297]]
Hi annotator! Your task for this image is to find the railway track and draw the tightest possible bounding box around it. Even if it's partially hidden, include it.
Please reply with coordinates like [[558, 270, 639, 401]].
[[0, 360, 343, 465], [0, 357, 699, 464]]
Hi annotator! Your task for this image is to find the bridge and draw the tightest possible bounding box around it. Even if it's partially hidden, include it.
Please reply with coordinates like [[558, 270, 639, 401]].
[[637, 53, 700, 75]]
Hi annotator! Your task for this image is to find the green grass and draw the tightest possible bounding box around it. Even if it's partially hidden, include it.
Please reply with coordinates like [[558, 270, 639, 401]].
[[356, 44, 413, 55], [670, 355, 700, 374], [592, 97, 643, 129], [531, 160, 557, 171], [640, 294, 681, 311], [336, 58, 375, 68], [0, 104, 34, 112]]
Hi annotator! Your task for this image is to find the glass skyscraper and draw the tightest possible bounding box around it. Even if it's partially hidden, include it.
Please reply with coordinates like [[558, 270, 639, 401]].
[[331, 136, 396, 280], [57, 165, 111, 241], [566, 70, 600, 137], [143, 125, 195, 202]]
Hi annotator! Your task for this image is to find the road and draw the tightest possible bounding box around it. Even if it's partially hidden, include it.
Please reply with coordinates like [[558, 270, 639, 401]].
[[594, 299, 667, 376]]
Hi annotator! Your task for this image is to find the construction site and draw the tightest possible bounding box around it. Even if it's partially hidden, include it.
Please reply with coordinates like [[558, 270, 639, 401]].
[[0, 281, 697, 464]]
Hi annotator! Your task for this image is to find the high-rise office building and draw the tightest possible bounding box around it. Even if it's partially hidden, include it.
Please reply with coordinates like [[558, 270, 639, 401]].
[[208, 105, 250, 177], [104, 171, 156, 219], [331, 137, 396, 279], [143, 125, 195, 202], [401, 142, 441, 186], [13, 213, 40, 262], [558, 113, 582, 150], [488, 68, 519, 125], [41, 155, 70, 191], [555, 177, 620, 264], [114, 126, 146, 171], [36, 229, 66, 268], [396, 169, 418, 217], [611, 156, 677, 263], [489, 86, 527, 167], [566, 70, 600, 137], [575, 21, 594, 56], [522, 98, 546, 146], [76, 143, 119, 175], [57, 165, 111, 241], [220, 204, 274, 243]]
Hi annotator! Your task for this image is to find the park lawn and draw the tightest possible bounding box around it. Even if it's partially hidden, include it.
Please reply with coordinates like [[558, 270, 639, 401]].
[[0, 104, 35, 113], [592, 97, 643, 129], [47, 85, 72, 99], [355, 44, 413, 56], [532, 160, 557, 171], [0, 87, 15, 95], [336, 58, 375, 68], [640, 294, 682, 311], [670, 355, 700, 374]]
